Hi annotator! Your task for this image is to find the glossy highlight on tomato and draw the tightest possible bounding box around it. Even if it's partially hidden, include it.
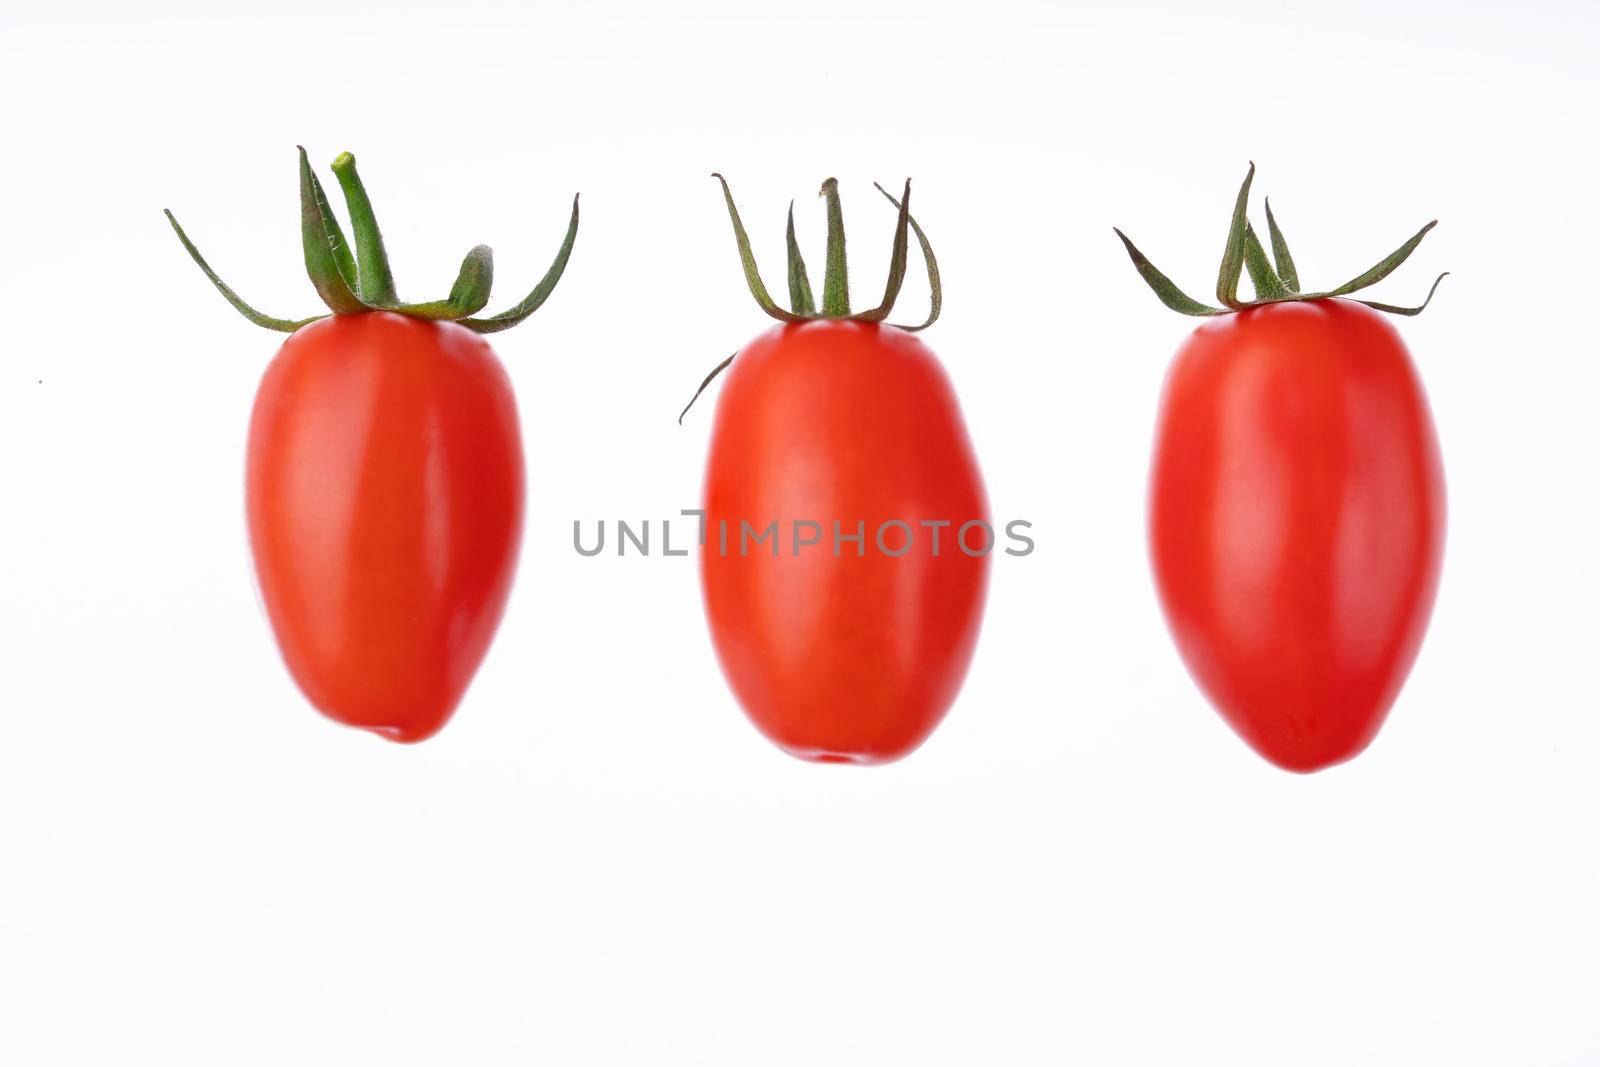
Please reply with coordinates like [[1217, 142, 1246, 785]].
[[701, 320, 990, 764], [247, 313, 524, 741], [1148, 299, 1445, 771]]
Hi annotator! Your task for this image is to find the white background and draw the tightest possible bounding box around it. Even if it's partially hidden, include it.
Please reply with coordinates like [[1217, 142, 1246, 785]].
[[2, 0, 1597, 1062]]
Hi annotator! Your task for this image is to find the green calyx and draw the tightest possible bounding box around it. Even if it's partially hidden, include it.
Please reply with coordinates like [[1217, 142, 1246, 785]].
[[164, 147, 579, 333], [1115, 163, 1448, 318], [679, 175, 942, 423], [711, 173, 942, 330]]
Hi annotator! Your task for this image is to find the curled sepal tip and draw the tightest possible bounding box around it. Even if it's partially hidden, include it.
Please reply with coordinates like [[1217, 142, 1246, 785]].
[[461, 193, 580, 334], [390, 245, 494, 321], [1118, 163, 1446, 319], [1355, 271, 1449, 316]]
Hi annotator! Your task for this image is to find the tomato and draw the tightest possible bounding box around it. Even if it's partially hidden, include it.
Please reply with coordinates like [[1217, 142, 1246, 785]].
[[246, 312, 524, 741], [1121, 164, 1448, 771], [1148, 298, 1445, 771], [700, 320, 990, 764], [169, 148, 576, 741]]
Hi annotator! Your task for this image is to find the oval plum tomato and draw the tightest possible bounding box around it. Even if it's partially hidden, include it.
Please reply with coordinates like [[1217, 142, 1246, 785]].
[[1149, 300, 1445, 771], [1119, 164, 1448, 772], [701, 321, 990, 764], [166, 148, 578, 740], [247, 313, 524, 741], [687, 177, 988, 764]]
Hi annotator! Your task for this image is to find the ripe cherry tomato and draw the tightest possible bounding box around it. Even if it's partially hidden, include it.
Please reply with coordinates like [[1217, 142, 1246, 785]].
[[1148, 299, 1445, 771], [701, 321, 990, 764], [247, 312, 524, 741], [168, 148, 576, 741]]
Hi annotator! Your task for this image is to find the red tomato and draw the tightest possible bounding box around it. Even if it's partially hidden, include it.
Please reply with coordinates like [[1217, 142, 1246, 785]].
[[1149, 298, 1445, 772], [701, 321, 990, 764], [246, 312, 524, 741]]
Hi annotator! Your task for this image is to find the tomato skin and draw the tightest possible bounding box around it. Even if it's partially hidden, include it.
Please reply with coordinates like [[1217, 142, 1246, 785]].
[[701, 321, 990, 765], [245, 312, 524, 742], [1149, 298, 1445, 772]]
